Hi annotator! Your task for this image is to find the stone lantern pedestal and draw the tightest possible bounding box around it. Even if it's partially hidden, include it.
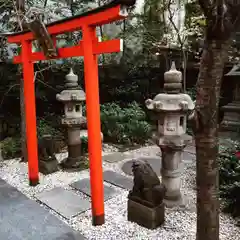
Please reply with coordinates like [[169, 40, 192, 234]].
[[61, 117, 87, 168], [56, 68, 87, 169], [145, 62, 195, 207], [154, 134, 192, 206]]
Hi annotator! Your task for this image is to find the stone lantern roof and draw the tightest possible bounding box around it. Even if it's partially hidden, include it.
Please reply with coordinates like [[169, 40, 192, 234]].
[[56, 68, 86, 102], [145, 62, 195, 112]]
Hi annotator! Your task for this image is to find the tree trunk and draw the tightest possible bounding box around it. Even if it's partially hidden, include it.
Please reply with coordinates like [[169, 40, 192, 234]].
[[182, 49, 187, 92], [20, 74, 28, 162], [195, 40, 229, 240], [15, 0, 27, 162]]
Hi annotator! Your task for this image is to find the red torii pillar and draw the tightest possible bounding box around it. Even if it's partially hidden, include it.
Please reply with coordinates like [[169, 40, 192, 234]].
[[5, 0, 134, 226]]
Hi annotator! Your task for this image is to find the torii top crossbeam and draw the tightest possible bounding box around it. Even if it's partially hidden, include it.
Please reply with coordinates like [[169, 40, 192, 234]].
[[1, 0, 135, 226], [3, 0, 135, 63]]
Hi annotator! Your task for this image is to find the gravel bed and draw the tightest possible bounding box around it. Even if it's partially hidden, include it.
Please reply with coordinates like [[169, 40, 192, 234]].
[[0, 143, 116, 197], [0, 144, 239, 240], [71, 191, 239, 240]]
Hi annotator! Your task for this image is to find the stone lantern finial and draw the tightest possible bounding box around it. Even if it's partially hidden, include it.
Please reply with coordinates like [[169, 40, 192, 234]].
[[170, 61, 176, 70], [164, 61, 182, 93], [65, 68, 78, 88]]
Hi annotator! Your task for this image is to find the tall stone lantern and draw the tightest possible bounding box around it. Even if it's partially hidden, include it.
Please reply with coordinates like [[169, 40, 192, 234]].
[[145, 62, 195, 207], [56, 68, 86, 169]]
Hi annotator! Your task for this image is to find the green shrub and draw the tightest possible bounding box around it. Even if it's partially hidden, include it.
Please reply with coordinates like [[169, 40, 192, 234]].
[[186, 87, 196, 101], [1, 137, 21, 159], [37, 118, 62, 138], [219, 140, 240, 218], [100, 102, 151, 144], [81, 136, 88, 155], [1, 119, 64, 159], [37, 118, 66, 153]]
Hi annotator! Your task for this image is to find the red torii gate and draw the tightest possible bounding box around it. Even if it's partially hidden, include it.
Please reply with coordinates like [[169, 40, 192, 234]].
[[2, 0, 135, 226]]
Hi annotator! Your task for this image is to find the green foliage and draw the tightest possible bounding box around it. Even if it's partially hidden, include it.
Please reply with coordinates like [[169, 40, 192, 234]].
[[185, 0, 203, 29], [37, 118, 65, 153], [219, 140, 240, 218], [184, 0, 204, 59], [1, 118, 64, 160], [186, 87, 196, 101], [100, 102, 151, 144], [142, 0, 167, 46], [81, 136, 88, 155], [77, 157, 89, 170], [1, 137, 21, 159], [37, 118, 62, 138]]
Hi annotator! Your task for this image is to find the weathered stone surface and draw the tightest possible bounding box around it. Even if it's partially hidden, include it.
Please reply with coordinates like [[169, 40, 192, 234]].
[[145, 63, 195, 208], [71, 178, 117, 201], [128, 159, 165, 207], [128, 199, 165, 229], [220, 80, 240, 135], [39, 160, 59, 175], [60, 155, 87, 170], [103, 152, 127, 163], [103, 170, 133, 190], [122, 153, 195, 176], [57, 69, 88, 172], [122, 157, 161, 176], [38, 135, 59, 175], [35, 187, 91, 219], [127, 159, 165, 229], [0, 179, 85, 240], [163, 194, 184, 208], [156, 150, 196, 157]]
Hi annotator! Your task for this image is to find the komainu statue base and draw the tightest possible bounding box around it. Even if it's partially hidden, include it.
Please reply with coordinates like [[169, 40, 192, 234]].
[[59, 156, 88, 171], [128, 198, 165, 229], [127, 159, 165, 229], [39, 158, 58, 175], [59, 144, 89, 171]]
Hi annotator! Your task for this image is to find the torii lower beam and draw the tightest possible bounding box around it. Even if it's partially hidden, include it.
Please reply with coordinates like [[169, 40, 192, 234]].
[[13, 39, 122, 63], [3, 0, 135, 226]]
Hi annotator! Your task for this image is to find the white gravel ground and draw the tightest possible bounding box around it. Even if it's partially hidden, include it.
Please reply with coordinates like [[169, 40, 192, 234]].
[[0, 144, 239, 240]]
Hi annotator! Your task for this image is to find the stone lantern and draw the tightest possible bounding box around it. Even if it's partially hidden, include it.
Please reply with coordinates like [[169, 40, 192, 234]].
[[145, 62, 195, 207], [220, 64, 240, 138], [56, 68, 86, 169]]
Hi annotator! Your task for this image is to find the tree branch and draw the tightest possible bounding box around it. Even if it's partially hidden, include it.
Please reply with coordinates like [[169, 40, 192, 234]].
[[15, 0, 25, 13], [44, 0, 48, 8], [0, 83, 20, 108], [13, 0, 25, 31], [167, 0, 183, 47]]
